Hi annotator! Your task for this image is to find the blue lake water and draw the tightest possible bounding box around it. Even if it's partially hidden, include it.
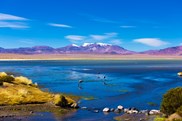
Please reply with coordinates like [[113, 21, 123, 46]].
[[0, 60, 182, 121]]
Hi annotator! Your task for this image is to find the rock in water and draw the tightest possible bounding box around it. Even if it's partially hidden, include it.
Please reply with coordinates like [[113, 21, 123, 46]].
[[110, 108, 115, 112], [103, 108, 110, 112], [93, 110, 99, 113], [124, 108, 129, 113], [114, 109, 120, 113], [117, 105, 124, 110], [178, 72, 182, 76], [71, 103, 79, 108], [149, 110, 160, 115]]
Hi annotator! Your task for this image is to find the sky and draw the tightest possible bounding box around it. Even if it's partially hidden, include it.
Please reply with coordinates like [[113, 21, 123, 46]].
[[0, 0, 182, 51]]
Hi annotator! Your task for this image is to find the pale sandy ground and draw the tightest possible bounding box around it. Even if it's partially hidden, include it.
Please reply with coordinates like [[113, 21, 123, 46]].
[[0, 53, 182, 60]]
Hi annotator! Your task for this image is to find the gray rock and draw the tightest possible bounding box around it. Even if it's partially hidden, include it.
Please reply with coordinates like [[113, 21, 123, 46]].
[[149, 110, 160, 115], [71, 103, 79, 108], [117, 105, 124, 110], [93, 110, 99, 113], [103, 107, 110, 112], [126, 109, 139, 114], [124, 108, 129, 113], [30, 111, 34, 114], [114, 109, 120, 113], [110, 108, 115, 112], [140, 110, 148, 114]]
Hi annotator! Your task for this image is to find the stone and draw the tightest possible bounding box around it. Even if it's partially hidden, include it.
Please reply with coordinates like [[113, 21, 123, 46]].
[[124, 108, 129, 113], [103, 107, 110, 112], [127, 110, 133, 114], [114, 109, 120, 113], [177, 72, 182, 76], [140, 110, 148, 114], [132, 110, 139, 114], [71, 103, 79, 108], [126, 109, 139, 114], [30, 111, 34, 114], [149, 109, 160, 115], [117, 105, 124, 110], [110, 108, 115, 112], [93, 110, 99, 113]]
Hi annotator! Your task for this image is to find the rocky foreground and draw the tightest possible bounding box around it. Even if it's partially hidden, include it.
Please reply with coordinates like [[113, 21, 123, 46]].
[[0, 72, 181, 121], [0, 72, 79, 120]]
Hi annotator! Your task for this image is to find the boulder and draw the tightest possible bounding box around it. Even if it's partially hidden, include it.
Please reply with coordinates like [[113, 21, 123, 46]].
[[71, 103, 79, 108], [103, 107, 110, 112], [149, 109, 160, 115], [132, 110, 139, 114], [124, 108, 129, 113], [110, 108, 115, 112], [117, 105, 124, 110], [139, 110, 148, 114], [114, 109, 120, 113], [177, 72, 182, 76], [126, 109, 139, 114], [93, 110, 99, 113]]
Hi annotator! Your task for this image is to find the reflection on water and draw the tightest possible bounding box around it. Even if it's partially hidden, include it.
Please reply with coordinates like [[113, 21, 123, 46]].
[[0, 60, 182, 121]]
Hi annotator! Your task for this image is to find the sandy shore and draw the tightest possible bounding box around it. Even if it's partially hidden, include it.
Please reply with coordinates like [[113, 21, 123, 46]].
[[0, 54, 182, 60]]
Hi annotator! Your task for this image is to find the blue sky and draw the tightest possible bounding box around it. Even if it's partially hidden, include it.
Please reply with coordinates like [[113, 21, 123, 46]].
[[0, 0, 182, 51]]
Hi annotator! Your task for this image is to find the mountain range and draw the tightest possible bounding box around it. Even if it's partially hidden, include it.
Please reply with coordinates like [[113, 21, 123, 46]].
[[0, 43, 182, 55]]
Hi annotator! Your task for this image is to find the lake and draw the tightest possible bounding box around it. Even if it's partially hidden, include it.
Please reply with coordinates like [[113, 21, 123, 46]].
[[0, 60, 182, 121]]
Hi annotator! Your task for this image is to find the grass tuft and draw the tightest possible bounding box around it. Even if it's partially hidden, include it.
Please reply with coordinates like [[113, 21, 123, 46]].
[[0, 72, 76, 107]]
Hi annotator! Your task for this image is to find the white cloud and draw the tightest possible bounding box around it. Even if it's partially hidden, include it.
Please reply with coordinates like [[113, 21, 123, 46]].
[[0, 13, 29, 29], [65, 35, 86, 41], [0, 21, 29, 29], [90, 35, 107, 40], [133, 38, 169, 47], [90, 32, 118, 41], [120, 26, 136, 28], [65, 32, 122, 45], [48, 23, 72, 28], [110, 39, 122, 45], [0, 13, 28, 21], [105, 32, 118, 37]]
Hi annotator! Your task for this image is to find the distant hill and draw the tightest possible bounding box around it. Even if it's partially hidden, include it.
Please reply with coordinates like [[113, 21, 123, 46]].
[[142, 46, 182, 55], [0, 43, 135, 55], [0, 43, 182, 55]]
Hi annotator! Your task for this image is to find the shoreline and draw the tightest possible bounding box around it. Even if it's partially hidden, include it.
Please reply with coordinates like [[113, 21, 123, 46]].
[[0, 103, 76, 121], [0, 53, 182, 61]]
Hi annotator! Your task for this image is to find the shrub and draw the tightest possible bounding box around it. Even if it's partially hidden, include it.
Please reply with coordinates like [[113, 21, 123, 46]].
[[0, 72, 7, 77], [154, 116, 166, 121], [0, 75, 14, 85], [177, 106, 182, 117], [14, 76, 32, 85], [54, 94, 68, 107], [160, 87, 182, 116]]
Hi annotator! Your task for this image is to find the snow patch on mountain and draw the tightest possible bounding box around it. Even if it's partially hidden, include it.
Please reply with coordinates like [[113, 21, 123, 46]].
[[82, 43, 112, 47], [71, 44, 79, 47]]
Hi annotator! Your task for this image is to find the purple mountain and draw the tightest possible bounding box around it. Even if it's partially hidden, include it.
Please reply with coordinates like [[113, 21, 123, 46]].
[[1, 43, 182, 55], [0, 46, 56, 54], [0, 43, 135, 55], [57, 43, 135, 54], [142, 45, 182, 55]]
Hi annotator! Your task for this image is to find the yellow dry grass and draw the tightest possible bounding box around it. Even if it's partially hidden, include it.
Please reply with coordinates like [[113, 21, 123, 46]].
[[0, 72, 75, 106], [0, 82, 53, 105]]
